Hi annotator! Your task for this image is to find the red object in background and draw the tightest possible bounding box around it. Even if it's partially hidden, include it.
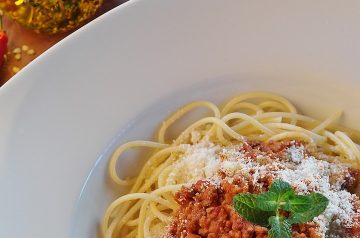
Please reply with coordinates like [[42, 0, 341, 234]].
[[0, 32, 7, 66], [0, 12, 7, 66]]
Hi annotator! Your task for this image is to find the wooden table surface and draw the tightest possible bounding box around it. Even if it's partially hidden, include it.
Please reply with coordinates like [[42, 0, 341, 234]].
[[0, 0, 127, 85]]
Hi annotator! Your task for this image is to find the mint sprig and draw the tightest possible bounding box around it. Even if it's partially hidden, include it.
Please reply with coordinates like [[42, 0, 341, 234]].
[[233, 193, 275, 227], [256, 179, 295, 212], [268, 216, 292, 238], [288, 193, 329, 224], [232, 179, 329, 238]]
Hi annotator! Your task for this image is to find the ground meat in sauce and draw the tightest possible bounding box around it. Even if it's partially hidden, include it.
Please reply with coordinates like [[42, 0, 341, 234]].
[[169, 179, 320, 238], [166, 140, 360, 238]]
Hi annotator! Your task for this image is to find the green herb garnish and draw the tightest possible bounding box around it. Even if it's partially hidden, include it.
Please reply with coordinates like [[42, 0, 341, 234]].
[[233, 179, 329, 238]]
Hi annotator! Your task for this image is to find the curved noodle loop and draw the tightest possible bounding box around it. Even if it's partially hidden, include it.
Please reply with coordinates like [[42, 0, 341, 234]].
[[101, 92, 360, 238]]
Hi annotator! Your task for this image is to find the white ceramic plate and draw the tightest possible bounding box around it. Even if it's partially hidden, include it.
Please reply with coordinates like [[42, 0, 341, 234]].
[[2, 1, 360, 237]]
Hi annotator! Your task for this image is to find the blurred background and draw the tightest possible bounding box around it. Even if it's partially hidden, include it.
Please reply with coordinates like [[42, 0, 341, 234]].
[[0, 0, 127, 85]]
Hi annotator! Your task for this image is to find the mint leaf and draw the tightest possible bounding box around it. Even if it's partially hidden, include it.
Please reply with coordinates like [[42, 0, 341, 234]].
[[269, 179, 293, 194], [233, 193, 274, 227], [256, 180, 294, 211], [232, 179, 330, 238], [268, 216, 292, 238], [288, 193, 329, 224], [283, 195, 312, 212], [256, 190, 294, 211]]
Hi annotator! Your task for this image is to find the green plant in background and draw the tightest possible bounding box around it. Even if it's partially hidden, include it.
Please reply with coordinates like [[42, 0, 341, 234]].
[[0, 0, 103, 33], [233, 179, 329, 238]]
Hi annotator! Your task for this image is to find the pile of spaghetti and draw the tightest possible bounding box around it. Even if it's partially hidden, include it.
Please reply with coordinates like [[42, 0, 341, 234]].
[[101, 92, 360, 238]]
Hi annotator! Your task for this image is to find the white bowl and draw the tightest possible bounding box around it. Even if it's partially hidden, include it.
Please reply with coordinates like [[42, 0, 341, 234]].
[[2, 1, 360, 238]]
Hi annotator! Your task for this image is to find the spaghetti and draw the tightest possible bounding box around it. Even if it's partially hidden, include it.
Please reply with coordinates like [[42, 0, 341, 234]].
[[101, 92, 360, 238]]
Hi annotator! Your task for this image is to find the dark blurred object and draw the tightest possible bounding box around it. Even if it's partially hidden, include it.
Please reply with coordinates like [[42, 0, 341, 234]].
[[0, 0, 128, 85], [0, 0, 104, 34]]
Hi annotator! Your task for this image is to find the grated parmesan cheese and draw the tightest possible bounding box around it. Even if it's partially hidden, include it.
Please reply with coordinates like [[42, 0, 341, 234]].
[[277, 156, 356, 236], [287, 144, 304, 163], [166, 139, 221, 185]]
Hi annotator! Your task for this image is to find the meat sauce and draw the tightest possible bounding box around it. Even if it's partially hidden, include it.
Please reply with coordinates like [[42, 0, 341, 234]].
[[169, 179, 322, 238], [166, 141, 360, 238]]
